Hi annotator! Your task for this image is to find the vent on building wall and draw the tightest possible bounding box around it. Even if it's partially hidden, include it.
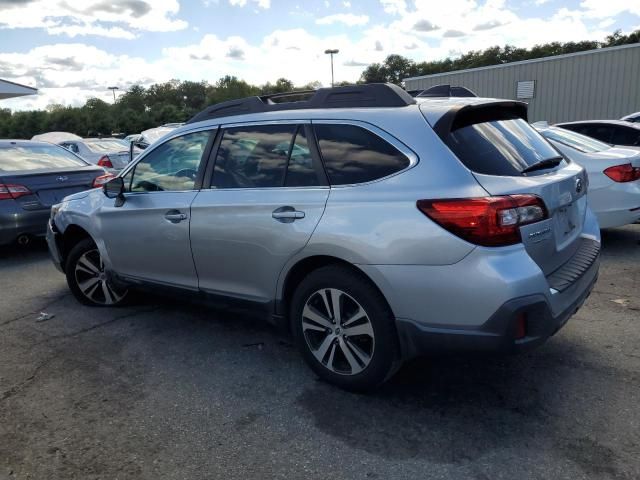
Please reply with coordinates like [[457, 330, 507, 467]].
[[516, 80, 535, 99]]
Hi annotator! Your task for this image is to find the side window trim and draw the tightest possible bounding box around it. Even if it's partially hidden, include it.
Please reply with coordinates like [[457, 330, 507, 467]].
[[310, 119, 419, 187], [303, 124, 330, 187]]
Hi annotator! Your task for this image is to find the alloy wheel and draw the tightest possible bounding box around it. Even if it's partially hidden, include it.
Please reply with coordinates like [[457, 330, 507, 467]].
[[301, 288, 375, 375], [74, 249, 125, 305]]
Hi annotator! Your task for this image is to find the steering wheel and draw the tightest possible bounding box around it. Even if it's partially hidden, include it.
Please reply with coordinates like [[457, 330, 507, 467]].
[[174, 168, 198, 180]]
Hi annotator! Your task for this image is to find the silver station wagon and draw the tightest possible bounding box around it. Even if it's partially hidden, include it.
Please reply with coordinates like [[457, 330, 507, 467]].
[[47, 84, 600, 390]]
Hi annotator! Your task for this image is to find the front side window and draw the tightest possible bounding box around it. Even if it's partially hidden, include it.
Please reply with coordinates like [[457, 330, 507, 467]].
[[212, 125, 296, 188], [314, 124, 410, 185], [129, 130, 211, 192]]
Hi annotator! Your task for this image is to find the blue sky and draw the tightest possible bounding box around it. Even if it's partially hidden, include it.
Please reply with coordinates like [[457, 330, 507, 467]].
[[1, 0, 638, 110]]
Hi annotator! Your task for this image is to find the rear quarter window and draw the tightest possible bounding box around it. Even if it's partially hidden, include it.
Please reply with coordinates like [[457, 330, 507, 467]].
[[446, 117, 564, 176], [314, 124, 410, 185]]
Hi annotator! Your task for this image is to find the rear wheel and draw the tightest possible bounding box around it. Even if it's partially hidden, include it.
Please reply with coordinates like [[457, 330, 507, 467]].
[[65, 238, 128, 307], [291, 265, 401, 391]]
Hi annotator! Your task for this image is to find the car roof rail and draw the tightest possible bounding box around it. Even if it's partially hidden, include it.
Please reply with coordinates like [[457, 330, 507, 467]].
[[186, 83, 416, 124], [417, 84, 478, 98]]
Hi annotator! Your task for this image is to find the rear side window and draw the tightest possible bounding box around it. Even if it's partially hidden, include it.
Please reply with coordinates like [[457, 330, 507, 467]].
[[314, 124, 410, 185], [582, 125, 614, 143], [611, 127, 640, 146], [447, 117, 563, 176]]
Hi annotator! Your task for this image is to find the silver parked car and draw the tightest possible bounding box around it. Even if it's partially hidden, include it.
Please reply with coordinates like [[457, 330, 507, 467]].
[[59, 138, 132, 171], [47, 84, 600, 390]]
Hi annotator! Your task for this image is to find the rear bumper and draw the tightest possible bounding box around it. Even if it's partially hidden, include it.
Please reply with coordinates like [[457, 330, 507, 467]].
[[0, 205, 50, 246], [359, 236, 600, 359], [396, 259, 598, 358], [595, 207, 640, 229]]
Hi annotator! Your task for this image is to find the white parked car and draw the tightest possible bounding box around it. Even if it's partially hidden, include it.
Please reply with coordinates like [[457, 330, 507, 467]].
[[59, 138, 133, 171], [534, 124, 640, 228]]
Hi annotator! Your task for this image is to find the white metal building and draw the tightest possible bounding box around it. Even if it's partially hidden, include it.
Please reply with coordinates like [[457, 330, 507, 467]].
[[404, 43, 640, 123]]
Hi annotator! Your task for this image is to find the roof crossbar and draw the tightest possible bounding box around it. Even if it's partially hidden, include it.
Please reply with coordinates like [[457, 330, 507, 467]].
[[187, 83, 416, 124]]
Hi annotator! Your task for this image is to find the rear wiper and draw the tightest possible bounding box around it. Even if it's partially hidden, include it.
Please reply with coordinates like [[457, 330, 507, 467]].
[[521, 156, 563, 174]]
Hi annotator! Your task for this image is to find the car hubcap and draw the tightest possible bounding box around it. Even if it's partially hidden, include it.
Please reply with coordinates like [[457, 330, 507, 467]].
[[74, 249, 125, 305], [302, 288, 375, 375]]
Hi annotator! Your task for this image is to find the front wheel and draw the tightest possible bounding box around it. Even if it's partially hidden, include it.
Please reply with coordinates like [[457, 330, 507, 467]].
[[290, 265, 401, 391], [65, 238, 128, 307]]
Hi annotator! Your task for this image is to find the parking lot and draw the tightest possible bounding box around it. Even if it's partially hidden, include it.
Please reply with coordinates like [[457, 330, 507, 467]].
[[0, 226, 638, 480]]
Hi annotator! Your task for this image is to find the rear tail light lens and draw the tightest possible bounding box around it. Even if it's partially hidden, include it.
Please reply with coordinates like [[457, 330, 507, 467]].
[[92, 173, 116, 188], [0, 183, 32, 200], [603, 164, 640, 182], [97, 156, 113, 168], [417, 195, 548, 247]]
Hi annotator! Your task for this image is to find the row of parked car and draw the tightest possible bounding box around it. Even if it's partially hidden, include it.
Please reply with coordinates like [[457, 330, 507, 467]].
[[1, 83, 639, 390]]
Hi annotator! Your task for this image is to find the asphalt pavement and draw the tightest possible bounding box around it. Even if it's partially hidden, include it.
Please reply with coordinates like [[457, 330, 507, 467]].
[[1, 226, 639, 480]]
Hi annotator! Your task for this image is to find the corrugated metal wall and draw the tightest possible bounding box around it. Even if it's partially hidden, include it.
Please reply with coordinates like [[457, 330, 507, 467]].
[[404, 44, 640, 123]]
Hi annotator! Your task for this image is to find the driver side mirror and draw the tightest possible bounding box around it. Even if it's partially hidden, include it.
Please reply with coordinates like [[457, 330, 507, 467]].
[[103, 177, 125, 206]]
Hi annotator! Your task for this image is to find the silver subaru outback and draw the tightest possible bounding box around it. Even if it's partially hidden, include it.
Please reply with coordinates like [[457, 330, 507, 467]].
[[47, 84, 600, 391]]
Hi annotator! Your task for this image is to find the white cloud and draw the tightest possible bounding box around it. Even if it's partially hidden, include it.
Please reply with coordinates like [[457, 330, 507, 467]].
[[316, 13, 370, 26], [579, 0, 640, 18], [380, 0, 407, 15], [343, 1, 352, 7], [0, 0, 187, 38], [229, 0, 271, 8]]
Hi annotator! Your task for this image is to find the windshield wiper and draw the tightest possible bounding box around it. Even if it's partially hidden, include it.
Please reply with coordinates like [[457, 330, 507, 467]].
[[521, 156, 563, 174]]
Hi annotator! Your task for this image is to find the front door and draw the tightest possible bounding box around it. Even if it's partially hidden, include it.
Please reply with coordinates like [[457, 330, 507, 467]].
[[98, 129, 213, 289], [190, 123, 329, 303]]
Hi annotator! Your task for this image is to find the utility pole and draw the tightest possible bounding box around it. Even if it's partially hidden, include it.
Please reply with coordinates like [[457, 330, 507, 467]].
[[108, 86, 119, 103], [324, 49, 339, 87]]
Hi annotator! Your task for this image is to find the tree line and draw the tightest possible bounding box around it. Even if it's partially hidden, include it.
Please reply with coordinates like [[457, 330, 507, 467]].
[[1, 29, 638, 140]]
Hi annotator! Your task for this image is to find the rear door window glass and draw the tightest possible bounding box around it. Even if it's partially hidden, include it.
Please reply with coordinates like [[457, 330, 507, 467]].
[[284, 127, 322, 187], [314, 124, 410, 185], [212, 125, 296, 188], [446, 117, 564, 176]]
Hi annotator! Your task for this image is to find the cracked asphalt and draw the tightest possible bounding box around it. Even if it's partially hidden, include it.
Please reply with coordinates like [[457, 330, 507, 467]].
[[1, 225, 639, 480]]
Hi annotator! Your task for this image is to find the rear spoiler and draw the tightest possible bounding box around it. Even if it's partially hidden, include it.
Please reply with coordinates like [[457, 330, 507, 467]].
[[432, 101, 528, 140]]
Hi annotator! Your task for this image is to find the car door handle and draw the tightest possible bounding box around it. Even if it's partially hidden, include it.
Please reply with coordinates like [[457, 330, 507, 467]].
[[272, 206, 305, 223], [164, 211, 188, 223]]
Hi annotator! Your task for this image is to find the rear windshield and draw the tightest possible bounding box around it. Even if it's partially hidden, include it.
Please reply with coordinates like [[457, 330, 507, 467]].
[[447, 117, 565, 176], [542, 127, 610, 153], [0, 144, 88, 172], [84, 139, 128, 153]]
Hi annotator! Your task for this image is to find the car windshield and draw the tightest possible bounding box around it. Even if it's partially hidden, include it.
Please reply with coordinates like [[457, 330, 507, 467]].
[[0, 144, 88, 171], [84, 139, 128, 153], [541, 127, 610, 153]]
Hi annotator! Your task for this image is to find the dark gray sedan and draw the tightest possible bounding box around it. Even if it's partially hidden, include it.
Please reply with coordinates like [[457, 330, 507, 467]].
[[0, 140, 108, 246]]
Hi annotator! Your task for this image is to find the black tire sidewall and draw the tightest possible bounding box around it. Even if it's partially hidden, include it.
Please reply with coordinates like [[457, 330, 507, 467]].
[[65, 238, 127, 307], [290, 265, 400, 391]]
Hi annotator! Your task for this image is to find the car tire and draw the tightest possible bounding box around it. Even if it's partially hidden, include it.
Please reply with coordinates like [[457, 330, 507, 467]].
[[65, 238, 128, 307], [290, 264, 401, 392]]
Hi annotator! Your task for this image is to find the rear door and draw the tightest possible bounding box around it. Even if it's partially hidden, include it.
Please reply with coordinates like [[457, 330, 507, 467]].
[[431, 104, 588, 275], [190, 123, 329, 303], [98, 129, 214, 288]]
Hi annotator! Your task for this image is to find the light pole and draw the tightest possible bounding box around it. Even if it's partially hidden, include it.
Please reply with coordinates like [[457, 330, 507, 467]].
[[324, 49, 339, 87], [108, 86, 119, 103]]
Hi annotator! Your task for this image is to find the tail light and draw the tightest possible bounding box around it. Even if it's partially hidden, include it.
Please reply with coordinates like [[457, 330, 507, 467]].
[[417, 195, 548, 247], [97, 156, 113, 168], [603, 164, 640, 182], [0, 183, 32, 200], [92, 173, 117, 188]]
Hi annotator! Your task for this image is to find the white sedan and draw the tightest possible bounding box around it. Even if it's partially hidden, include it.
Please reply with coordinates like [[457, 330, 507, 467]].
[[535, 124, 640, 229]]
